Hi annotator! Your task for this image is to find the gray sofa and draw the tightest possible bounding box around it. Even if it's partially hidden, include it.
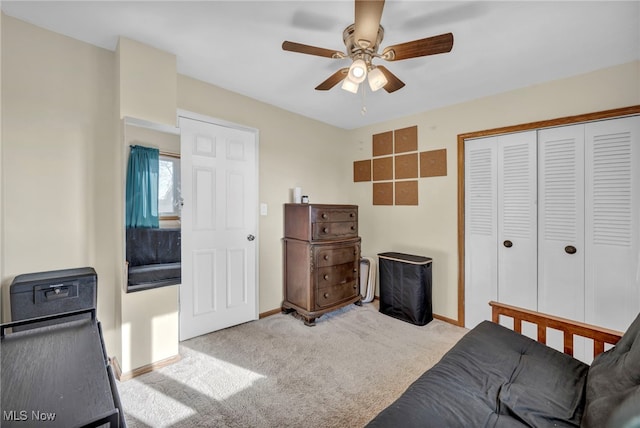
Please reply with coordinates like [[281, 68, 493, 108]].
[[126, 227, 181, 292], [366, 311, 640, 428]]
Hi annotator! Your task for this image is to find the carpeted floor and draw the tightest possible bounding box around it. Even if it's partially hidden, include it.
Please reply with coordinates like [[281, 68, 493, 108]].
[[116, 302, 468, 428]]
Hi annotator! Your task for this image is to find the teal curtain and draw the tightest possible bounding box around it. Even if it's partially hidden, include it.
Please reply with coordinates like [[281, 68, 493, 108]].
[[126, 145, 160, 228]]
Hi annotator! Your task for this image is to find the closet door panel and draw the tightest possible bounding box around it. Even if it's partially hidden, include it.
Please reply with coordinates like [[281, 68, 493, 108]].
[[497, 131, 538, 311], [585, 116, 640, 332], [465, 137, 498, 328], [538, 125, 585, 322]]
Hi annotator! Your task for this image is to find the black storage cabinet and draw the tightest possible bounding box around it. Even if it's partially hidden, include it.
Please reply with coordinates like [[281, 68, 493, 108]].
[[1, 309, 126, 427], [10, 267, 97, 332], [378, 252, 432, 326]]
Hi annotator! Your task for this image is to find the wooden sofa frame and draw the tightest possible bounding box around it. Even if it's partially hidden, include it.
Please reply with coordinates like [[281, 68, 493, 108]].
[[489, 301, 624, 358]]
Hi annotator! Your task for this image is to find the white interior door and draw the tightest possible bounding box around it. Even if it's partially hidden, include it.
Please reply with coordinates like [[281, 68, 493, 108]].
[[179, 115, 258, 341]]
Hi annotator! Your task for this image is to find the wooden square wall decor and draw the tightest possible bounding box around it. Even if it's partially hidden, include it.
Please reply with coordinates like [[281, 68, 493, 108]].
[[395, 181, 418, 206], [353, 159, 372, 182], [373, 157, 393, 181], [420, 149, 447, 177], [373, 182, 393, 205], [372, 131, 393, 157], [395, 153, 418, 180], [394, 126, 418, 153]]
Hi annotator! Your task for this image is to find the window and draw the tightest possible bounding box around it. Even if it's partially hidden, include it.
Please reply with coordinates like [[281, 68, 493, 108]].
[[159, 154, 181, 219]]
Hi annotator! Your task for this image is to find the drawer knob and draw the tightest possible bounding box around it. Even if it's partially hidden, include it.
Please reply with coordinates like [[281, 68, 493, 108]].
[[353, 269, 357, 273], [323, 255, 329, 260], [323, 274, 329, 280], [565, 245, 577, 255], [322, 213, 328, 219], [323, 227, 328, 233], [350, 213, 355, 217], [353, 285, 357, 289], [323, 292, 329, 299], [350, 226, 355, 230]]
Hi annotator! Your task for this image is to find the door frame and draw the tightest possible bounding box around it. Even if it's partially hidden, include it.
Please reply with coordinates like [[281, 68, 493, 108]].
[[456, 105, 640, 327], [176, 109, 260, 328]]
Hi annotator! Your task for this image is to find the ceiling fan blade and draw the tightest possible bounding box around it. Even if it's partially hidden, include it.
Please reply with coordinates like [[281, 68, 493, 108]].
[[354, 0, 385, 49], [377, 66, 405, 93], [282, 41, 344, 59], [315, 68, 349, 91], [382, 32, 454, 61]]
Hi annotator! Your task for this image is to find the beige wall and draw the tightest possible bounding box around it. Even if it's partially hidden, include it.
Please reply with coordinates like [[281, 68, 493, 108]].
[[1, 14, 119, 358], [118, 37, 177, 127], [345, 60, 640, 321], [120, 285, 179, 371]]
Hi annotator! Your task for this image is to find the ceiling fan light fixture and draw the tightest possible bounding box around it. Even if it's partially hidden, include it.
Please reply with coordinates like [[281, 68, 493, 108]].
[[367, 66, 388, 91], [348, 59, 367, 83], [341, 77, 360, 93]]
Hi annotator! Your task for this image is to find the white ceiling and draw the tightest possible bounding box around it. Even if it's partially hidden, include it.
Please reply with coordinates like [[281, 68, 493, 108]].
[[2, 1, 639, 129]]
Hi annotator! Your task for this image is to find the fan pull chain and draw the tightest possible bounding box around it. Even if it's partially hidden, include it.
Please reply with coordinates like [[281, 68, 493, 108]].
[[361, 85, 367, 116]]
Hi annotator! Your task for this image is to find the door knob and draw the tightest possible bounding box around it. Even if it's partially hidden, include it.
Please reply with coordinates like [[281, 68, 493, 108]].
[[565, 245, 577, 254], [247, 234, 255, 241], [503, 240, 513, 248]]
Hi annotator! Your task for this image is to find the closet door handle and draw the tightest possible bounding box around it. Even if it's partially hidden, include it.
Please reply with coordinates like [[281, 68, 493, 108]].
[[503, 240, 513, 248], [565, 245, 577, 255]]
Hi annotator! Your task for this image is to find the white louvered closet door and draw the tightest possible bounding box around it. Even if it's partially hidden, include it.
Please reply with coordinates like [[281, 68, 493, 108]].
[[497, 131, 538, 312], [585, 116, 640, 332], [464, 131, 538, 330], [465, 137, 498, 329], [537, 124, 586, 322], [538, 124, 588, 361]]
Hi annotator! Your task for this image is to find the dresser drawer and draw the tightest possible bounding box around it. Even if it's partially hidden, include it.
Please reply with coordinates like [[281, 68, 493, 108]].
[[316, 262, 359, 287], [284, 204, 358, 241], [316, 281, 359, 309], [312, 221, 357, 240], [316, 245, 359, 267], [311, 207, 357, 223]]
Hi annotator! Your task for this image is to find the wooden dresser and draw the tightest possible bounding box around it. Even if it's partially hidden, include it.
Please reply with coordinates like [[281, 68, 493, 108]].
[[282, 203, 361, 326]]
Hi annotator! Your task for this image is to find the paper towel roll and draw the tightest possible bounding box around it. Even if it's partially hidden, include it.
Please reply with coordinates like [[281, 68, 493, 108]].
[[293, 187, 302, 203]]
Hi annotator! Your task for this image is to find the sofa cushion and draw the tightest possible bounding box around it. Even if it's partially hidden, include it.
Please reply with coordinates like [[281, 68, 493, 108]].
[[127, 262, 181, 287], [126, 228, 181, 266], [366, 321, 589, 427], [581, 313, 640, 428], [497, 342, 588, 426], [126, 228, 181, 290]]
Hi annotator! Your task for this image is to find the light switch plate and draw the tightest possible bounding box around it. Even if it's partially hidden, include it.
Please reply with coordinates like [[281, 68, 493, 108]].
[[260, 203, 268, 216]]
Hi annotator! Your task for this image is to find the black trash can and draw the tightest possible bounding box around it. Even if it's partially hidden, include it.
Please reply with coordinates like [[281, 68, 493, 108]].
[[10, 267, 97, 332], [378, 252, 432, 326]]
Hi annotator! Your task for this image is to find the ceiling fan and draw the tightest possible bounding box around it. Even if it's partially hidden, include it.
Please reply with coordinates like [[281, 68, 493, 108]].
[[282, 0, 454, 94]]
